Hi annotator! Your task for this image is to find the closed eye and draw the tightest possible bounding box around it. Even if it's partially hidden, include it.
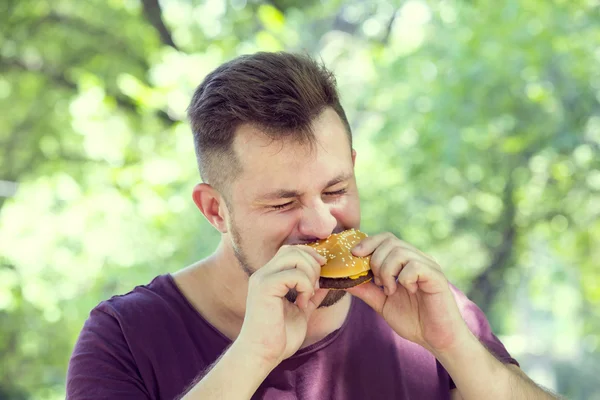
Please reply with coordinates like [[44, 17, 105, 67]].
[[270, 189, 347, 210], [271, 201, 293, 210], [324, 188, 347, 196]]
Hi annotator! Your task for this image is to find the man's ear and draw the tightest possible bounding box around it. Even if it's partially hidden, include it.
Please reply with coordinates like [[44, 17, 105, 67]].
[[192, 183, 229, 233], [351, 148, 357, 167]]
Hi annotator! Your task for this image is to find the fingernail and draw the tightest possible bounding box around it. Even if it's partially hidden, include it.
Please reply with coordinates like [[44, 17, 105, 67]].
[[374, 277, 381, 286]]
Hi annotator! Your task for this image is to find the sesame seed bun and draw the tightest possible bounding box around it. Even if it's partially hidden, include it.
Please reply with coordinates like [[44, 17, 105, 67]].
[[307, 229, 372, 289]]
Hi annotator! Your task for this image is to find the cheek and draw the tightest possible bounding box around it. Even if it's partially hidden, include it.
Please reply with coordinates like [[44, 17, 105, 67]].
[[254, 212, 298, 244], [332, 193, 360, 219], [246, 215, 298, 267]]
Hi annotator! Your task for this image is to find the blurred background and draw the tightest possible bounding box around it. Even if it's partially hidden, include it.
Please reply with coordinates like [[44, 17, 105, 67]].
[[1, 0, 599, 398]]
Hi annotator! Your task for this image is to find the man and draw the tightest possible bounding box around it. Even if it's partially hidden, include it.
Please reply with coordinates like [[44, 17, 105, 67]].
[[67, 52, 560, 399]]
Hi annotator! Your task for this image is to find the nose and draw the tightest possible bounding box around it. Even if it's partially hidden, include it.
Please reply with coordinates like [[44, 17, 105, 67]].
[[297, 201, 337, 241]]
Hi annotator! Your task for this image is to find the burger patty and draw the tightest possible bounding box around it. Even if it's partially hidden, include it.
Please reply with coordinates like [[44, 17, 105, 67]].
[[319, 270, 374, 290]]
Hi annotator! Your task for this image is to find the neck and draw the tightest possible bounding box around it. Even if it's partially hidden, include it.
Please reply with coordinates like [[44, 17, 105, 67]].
[[173, 239, 353, 348]]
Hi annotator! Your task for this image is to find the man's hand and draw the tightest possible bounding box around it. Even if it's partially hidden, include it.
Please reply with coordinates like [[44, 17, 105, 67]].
[[180, 246, 329, 399], [347, 232, 561, 399], [236, 245, 330, 366], [346, 232, 470, 353]]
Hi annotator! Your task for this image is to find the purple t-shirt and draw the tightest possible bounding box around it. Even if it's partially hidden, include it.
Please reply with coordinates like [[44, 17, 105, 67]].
[[67, 274, 517, 399]]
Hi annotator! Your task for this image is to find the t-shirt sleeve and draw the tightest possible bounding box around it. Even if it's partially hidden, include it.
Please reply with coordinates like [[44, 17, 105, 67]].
[[447, 283, 520, 389], [66, 302, 150, 399]]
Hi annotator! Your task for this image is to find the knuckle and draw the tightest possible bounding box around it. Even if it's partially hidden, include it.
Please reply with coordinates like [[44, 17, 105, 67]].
[[388, 247, 404, 259], [370, 256, 383, 269], [381, 235, 393, 245], [383, 237, 398, 249]]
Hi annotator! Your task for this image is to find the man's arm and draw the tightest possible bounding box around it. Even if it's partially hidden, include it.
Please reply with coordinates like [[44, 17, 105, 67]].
[[439, 333, 562, 400], [178, 341, 275, 399], [347, 232, 563, 400], [179, 245, 327, 399]]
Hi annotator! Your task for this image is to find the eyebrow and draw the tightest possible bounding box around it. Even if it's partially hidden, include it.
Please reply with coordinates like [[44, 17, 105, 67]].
[[257, 172, 353, 201]]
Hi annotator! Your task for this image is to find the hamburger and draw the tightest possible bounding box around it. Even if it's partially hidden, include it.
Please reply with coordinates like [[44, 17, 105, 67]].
[[307, 229, 373, 289]]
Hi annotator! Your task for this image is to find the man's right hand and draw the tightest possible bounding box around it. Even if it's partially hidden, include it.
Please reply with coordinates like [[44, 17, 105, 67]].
[[179, 246, 329, 399], [236, 245, 329, 366]]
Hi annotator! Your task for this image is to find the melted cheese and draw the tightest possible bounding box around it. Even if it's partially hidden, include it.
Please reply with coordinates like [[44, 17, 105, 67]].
[[348, 271, 369, 280]]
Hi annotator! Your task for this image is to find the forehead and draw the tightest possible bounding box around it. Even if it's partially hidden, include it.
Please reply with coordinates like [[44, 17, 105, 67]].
[[231, 108, 352, 196]]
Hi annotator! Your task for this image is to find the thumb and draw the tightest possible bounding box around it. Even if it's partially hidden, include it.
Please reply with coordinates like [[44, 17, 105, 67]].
[[305, 288, 330, 316], [346, 282, 386, 314]]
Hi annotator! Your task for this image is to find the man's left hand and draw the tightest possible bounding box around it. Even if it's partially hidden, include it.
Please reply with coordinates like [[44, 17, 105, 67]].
[[346, 232, 471, 354]]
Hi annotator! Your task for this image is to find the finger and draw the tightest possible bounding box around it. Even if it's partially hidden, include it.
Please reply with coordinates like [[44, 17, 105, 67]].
[[346, 282, 386, 314], [263, 269, 314, 308], [378, 247, 407, 296], [351, 233, 439, 268], [291, 254, 320, 290], [263, 247, 322, 277], [293, 247, 325, 289], [294, 245, 327, 265], [394, 239, 438, 265], [367, 237, 397, 286], [379, 247, 435, 295], [351, 232, 394, 258], [397, 261, 447, 295], [305, 288, 330, 315], [260, 249, 321, 292], [357, 237, 432, 269]]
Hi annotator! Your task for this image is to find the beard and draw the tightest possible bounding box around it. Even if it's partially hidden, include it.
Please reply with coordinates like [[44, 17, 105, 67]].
[[230, 221, 347, 308], [283, 287, 346, 308]]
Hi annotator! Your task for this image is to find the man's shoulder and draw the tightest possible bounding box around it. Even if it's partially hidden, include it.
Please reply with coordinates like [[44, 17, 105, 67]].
[[91, 274, 182, 325], [68, 274, 210, 399], [81, 273, 206, 358]]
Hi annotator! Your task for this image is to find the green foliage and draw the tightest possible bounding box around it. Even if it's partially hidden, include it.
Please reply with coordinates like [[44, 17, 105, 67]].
[[1, 0, 598, 398]]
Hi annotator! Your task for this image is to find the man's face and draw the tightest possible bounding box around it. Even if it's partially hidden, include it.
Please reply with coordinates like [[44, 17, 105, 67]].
[[226, 107, 361, 307]]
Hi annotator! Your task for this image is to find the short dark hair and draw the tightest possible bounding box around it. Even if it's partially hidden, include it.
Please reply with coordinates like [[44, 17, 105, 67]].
[[187, 51, 352, 196]]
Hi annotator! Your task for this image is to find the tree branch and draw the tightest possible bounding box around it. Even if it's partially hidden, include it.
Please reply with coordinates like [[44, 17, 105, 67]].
[[140, 0, 179, 50], [381, 9, 399, 45], [1, 113, 37, 177], [468, 175, 517, 312], [0, 57, 178, 126], [263, 0, 285, 13], [0, 196, 8, 214], [31, 12, 151, 70]]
